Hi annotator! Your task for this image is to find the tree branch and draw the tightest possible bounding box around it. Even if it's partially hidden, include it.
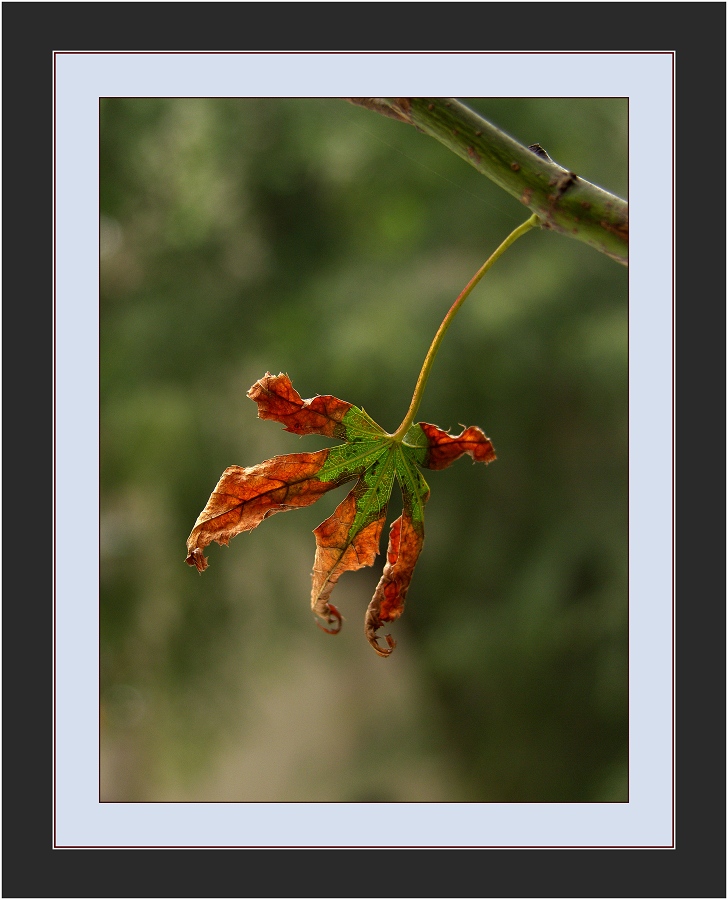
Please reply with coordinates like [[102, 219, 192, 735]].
[[347, 98, 628, 266]]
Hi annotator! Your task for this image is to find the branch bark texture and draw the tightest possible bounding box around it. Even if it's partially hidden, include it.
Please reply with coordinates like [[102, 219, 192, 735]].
[[348, 98, 628, 266]]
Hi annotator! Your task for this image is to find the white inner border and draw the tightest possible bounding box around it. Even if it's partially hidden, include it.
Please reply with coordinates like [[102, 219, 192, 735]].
[[55, 51, 674, 848]]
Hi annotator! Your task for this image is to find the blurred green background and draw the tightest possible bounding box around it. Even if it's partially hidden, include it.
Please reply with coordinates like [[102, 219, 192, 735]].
[[100, 97, 628, 803]]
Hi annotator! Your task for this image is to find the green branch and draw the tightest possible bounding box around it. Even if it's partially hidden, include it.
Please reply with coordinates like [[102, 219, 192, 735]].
[[347, 98, 628, 266]]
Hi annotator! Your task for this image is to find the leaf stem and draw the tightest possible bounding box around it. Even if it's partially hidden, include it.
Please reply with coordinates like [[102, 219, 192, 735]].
[[391, 213, 540, 441]]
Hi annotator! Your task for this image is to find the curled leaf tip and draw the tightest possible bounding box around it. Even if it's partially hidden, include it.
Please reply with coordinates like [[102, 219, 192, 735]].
[[365, 618, 397, 657], [185, 547, 208, 573], [316, 603, 343, 634]]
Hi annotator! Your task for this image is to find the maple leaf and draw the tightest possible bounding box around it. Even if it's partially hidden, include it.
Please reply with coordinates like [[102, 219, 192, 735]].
[[186, 372, 496, 656]]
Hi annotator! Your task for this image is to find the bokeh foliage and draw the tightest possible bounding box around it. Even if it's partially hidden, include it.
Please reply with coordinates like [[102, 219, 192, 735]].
[[100, 97, 627, 802]]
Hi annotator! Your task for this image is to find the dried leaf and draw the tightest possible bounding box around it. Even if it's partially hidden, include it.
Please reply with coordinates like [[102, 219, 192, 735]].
[[186, 372, 496, 656]]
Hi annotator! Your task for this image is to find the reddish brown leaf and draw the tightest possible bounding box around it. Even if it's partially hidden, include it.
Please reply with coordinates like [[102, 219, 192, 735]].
[[187, 372, 497, 657], [247, 372, 353, 437], [185, 450, 345, 571], [364, 511, 425, 657], [419, 422, 497, 470]]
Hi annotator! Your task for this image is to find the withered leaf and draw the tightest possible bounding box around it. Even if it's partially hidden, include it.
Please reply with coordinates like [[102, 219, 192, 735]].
[[186, 372, 496, 656]]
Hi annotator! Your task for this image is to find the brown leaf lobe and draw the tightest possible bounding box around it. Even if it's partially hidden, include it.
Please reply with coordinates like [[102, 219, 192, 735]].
[[420, 423, 497, 470], [365, 512, 424, 657], [247, 372, 352, 437], [186, 450, 344, 570], [310, 490, 386, 630]]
